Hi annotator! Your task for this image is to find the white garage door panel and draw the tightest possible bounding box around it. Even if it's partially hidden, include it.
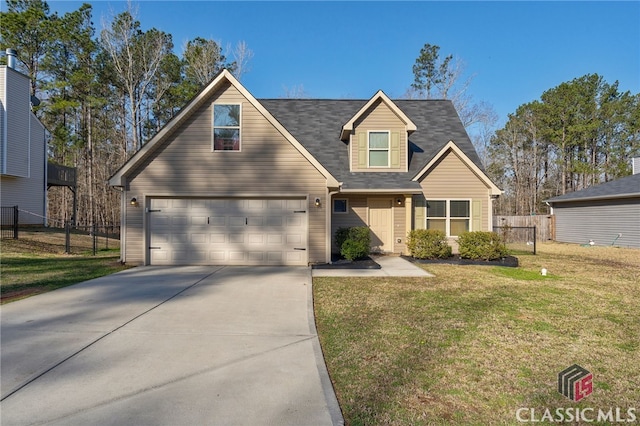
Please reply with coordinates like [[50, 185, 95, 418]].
[[149, 198, 307, 265]]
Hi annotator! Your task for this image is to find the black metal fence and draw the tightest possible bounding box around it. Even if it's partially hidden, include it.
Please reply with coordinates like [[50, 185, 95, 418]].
[[61, 223, 121, 255], [0, 208, 120, 254], [1, 206, 19, 239], [493, 225, 537, 255]]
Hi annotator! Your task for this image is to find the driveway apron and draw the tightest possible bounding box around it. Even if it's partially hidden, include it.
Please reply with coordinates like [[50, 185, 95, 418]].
[[1, 266, 342, 426]]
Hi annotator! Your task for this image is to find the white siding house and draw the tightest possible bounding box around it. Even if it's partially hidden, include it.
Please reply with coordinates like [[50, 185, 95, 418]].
[[0, 61, 48, 225]]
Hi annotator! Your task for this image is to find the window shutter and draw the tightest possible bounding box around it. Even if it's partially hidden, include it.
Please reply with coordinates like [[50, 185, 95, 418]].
[[358, 132, 367, 168], [472, 200, 482, 231], [414, 196, 426, 229], [390, 132, 400, 168]]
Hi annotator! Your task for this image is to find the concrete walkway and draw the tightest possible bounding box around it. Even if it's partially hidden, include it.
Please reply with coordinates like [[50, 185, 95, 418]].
[[1, 266, 343, 426], [311, 255, 434, 277]]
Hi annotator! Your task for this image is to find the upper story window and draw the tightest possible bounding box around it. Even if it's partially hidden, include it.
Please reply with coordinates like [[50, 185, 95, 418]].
[[368, 131, 389, 167], [426, 199, 470, 237], [213, 104, 241, 151]]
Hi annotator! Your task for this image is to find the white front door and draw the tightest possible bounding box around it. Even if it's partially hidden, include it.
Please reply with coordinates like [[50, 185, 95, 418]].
[[368, 198, 393, 252]]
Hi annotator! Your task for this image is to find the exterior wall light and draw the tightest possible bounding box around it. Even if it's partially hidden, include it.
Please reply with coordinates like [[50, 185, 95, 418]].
[[315, 198, 321, 207], [130, 197, 139, 207], [396, 197, 403, 206]]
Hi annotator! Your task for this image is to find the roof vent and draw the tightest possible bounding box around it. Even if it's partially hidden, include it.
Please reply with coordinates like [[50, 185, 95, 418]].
[[5, 48, 18, 69]]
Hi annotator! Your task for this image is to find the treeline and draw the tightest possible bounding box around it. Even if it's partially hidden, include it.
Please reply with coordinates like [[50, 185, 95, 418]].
[[2, 2, 639, 223], [487, 74, 640, 215], [1, 0, 251, 226]]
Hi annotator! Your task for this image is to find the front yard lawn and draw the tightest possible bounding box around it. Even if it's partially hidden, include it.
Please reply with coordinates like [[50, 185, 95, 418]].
[[314, 243, 639, 425], [1, 230, 130, 304]]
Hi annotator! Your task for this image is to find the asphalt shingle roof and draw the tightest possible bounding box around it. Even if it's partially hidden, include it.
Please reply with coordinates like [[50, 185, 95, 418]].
[[260, 99, 482, 191], [546, 173, 640, 203]]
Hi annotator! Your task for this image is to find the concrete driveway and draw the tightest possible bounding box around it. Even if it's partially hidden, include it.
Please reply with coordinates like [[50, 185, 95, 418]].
[[1, 266, 343, 426]]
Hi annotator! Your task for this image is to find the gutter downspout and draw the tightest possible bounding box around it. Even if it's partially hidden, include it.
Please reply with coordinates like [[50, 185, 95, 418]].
[[326, 186, 341, 264]]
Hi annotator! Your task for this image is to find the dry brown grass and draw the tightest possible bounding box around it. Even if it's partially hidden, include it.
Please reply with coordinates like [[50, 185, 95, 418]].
[[314, 242, 639, 425]]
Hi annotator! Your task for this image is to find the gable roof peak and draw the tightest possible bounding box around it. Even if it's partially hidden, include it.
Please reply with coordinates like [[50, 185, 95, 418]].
[[340, 90, 417, 140]]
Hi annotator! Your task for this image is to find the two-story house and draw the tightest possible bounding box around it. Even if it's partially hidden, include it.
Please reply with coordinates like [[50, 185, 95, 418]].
[[1, 50, 48, 225], [109, 69, 501, 265]]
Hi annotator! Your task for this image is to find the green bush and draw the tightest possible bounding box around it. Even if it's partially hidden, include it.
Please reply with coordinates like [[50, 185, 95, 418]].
[[457, 231, 508, 260], [335, 226, 371, 261], [406, 229, 452, 259], [334, 227, 351, 253]]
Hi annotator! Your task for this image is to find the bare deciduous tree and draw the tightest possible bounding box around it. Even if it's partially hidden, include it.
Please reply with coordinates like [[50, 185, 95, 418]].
[[101, 3, 171, 152]]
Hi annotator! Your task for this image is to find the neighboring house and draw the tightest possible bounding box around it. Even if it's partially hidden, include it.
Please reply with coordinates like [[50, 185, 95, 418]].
[[0, 58, 47, 225], [109, 69, 501, 265], [546, 171, 640, 249]]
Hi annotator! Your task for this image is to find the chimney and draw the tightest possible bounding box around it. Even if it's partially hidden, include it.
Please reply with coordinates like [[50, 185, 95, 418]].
[[6, 48, 17, 69], [633, 157, 640, 175]]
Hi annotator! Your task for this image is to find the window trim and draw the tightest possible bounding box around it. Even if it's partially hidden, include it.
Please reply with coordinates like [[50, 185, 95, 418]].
[[333, 198, 349, 214], [426, 199, 471, 237], [367, 130, 390, 168], [212, 103, 242, 152]]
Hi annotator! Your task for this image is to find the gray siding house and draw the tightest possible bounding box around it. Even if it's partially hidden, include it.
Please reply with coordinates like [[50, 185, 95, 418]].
[[0, 58, 47, 225], [546, 172, 640, 248], [109, 70, 501, 266]]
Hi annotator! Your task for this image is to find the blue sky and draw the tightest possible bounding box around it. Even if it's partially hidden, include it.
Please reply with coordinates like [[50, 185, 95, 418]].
[[18, 1, 640, 126]]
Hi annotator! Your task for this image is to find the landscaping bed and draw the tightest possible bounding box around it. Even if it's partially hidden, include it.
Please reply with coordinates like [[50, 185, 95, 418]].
[[312, 254, 381, 269], [402, 254, 519, 267]]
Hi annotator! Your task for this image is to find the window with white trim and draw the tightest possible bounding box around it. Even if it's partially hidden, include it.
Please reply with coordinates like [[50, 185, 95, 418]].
[[333, 199, 348, 214], [213, 104, 241, 151], [426, 199, 470, 236], [368, 131, 389, 167]]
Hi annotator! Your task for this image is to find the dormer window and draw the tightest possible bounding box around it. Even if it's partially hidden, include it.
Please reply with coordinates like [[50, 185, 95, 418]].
[[369, 131, 389, 167], [213, 104, 241, 151]]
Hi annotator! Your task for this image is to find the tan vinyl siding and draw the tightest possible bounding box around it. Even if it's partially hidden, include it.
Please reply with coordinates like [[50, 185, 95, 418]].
[[330, 194, 407, 254], [554, 198, 640, 248], [124, 82, 327, 264], [393, 200, 407, 254], [350, 99, 407, 172], [417, 149, 492, 232]]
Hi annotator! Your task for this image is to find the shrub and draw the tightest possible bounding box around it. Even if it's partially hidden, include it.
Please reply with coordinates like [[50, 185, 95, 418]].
[[335, 226, 371, 261], [406, 229, 452, 259], [457, 231, 508, 260], [334, 227, 351, 253]]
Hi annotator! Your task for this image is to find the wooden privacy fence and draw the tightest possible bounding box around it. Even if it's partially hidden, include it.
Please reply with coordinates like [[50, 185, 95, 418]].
[[493, 215, 555, 242]]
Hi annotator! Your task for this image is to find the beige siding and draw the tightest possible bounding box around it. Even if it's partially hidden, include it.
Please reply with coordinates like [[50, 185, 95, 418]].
[[417, 149, 491, 232], [394, 199, 407, 254], [124, 82, 327, 264], [350, 99, 408, 172], [330, 194, 407, 254]]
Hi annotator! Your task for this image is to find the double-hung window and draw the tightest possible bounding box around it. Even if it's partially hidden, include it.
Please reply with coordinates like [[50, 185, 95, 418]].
[[368, 131, 389, 167], [213, 104, 241, 151], [426, 199, 470, 236]]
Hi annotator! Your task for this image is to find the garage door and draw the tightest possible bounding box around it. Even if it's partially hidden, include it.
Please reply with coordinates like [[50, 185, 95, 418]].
[[148, 198, 308, 265]]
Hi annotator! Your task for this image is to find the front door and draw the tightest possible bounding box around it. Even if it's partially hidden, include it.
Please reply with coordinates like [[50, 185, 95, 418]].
[[368, 198, 393, 252]]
